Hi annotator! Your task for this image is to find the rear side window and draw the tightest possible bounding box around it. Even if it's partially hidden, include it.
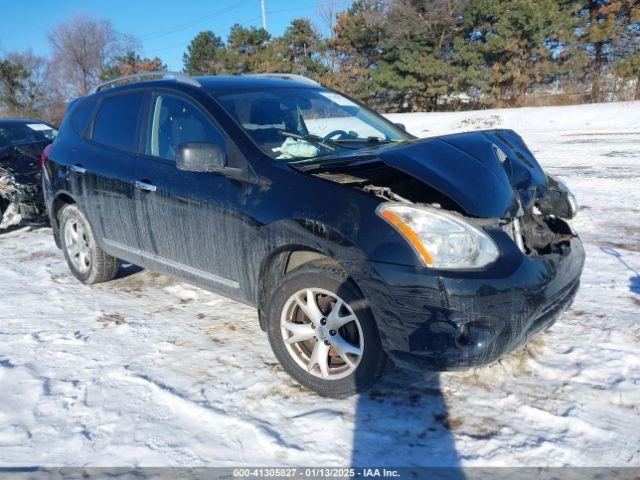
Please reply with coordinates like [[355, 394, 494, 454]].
[[92, 93, 144, 152], [70, 98, 96, 136]]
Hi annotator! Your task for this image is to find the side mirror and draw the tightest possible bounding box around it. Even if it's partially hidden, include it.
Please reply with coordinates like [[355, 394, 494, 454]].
[[176, 142, 226, 173], [394, 122, 407, 131]]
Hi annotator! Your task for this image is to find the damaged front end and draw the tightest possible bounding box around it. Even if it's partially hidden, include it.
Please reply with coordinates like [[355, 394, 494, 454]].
[[0, 145, 46, 230], [305, 129, 580, 263], [0, 170, 41, 229], [298, 129, 584, 369]]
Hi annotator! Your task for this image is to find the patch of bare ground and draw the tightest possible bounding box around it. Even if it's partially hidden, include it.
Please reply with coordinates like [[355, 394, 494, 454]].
[[456, 115, 502, 130], [17, 250, 57, 261], [600, 241, 640, 253], [204, 322, 246, 345], [631, 296, 640, 308], [251, 380, 312, 399], [206, 322, 238, 333], [266, 361, 284, 374], [282, 380, 313, 397], [97, 313, 127, 326], [109, 269, 178, 294], [461, 422, 501, 440], [433, 412, 463, 430]]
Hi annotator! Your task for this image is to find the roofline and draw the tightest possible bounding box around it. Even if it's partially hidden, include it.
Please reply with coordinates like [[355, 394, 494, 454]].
[[92, 72, 321, 94], [243, 73, 321, 86], [92, 71, 201, 94]]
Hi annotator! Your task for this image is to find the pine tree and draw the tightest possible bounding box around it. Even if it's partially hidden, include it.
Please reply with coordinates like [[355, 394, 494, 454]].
[[0, 59, 30, 115], [575, 0, 640, 101], [325, 0, 386, 103], [457, 0, 575, 106], [182, 31, 225, 75], [373, 0, 467, 112], [282, 19, 325, 77], [616, 49, 640, 99], [101, 51, 166, 81], [223, 24, 271, 74]]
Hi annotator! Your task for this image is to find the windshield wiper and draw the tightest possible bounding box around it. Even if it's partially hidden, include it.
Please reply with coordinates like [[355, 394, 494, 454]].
[[330, 136, 392, 145], [279, 131, 335, 151]]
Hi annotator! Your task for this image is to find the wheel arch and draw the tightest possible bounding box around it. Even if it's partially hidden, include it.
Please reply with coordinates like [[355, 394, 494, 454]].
[[255, 244, 368, 332], [51, 191, 77, 226], [49, 191, 77, 247]]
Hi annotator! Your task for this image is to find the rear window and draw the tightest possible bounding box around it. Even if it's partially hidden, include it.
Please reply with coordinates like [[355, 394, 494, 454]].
[[0, 122, 57, 148], [70, 98, 97, 136], [92, 93, 144, 152]]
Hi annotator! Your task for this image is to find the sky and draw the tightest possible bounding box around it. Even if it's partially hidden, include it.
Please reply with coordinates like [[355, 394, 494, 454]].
[[0, 0, 325, 71]]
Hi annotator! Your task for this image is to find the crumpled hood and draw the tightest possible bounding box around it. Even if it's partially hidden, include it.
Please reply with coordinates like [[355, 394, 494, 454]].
[[376, 129, 548, 218]]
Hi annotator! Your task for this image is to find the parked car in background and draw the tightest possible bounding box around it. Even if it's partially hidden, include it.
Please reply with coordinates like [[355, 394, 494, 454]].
[[42, 72, 584, 397], [0, 118, 57, 230]]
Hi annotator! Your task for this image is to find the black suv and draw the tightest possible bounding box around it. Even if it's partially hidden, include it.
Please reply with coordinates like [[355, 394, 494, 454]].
[[42, 72, 584, 397]]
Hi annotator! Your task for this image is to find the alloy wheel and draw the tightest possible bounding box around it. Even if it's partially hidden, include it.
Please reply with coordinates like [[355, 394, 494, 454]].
[[280, 287, 364, 380], [64, 218, 92, 274]]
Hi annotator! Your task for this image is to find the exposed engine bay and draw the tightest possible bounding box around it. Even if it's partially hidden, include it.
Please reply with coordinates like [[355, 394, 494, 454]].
[[303, 130, 578, 260]]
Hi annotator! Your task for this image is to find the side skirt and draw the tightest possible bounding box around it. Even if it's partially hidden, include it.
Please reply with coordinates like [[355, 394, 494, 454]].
[[101, 238, 254, 307]]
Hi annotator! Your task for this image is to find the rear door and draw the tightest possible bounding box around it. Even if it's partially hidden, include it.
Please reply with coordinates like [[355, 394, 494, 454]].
[[81, 90, 147, 259], [132, 90, 247, 296]]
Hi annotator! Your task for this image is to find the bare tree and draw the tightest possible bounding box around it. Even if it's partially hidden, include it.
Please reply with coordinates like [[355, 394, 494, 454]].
[[316, 0, 350, 75], [48, 13, 137, 97], [317, 0, 346, 32], [10, 51, 46, 118], [0, 50, 52, 119], [7, 50, 47, 86]]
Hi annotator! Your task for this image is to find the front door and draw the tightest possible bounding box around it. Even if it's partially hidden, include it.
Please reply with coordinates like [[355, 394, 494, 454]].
[[133, 91, 248, 296]]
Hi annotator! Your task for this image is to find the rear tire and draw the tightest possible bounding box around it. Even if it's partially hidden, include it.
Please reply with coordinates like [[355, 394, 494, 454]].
[[59, 204, 119, 284], [265, 259, 388, 398]]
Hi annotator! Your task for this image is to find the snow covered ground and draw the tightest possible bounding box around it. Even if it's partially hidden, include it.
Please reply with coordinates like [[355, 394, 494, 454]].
[[1, 101, 639, 468]]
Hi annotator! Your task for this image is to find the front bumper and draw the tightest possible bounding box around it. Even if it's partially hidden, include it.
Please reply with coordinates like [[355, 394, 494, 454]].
[[344, 231, 585, 371]]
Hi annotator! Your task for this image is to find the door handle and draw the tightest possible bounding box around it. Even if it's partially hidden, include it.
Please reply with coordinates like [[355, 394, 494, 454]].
[[135, 180, 157, 192], [69, 164, 86, 174]]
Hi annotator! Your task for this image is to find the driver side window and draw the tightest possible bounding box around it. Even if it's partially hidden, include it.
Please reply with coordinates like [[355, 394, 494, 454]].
[[148, 93, 224, 161]]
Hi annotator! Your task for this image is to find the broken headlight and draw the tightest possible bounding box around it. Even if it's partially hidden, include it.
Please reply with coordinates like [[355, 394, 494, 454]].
[[377, 203, 499, 270], [566, 190, 578, 218], [539, 176, 578, 219]]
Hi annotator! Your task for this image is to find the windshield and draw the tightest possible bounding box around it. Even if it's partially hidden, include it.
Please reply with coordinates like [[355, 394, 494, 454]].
[[216, 88, 411, 162], [0, 122, 57, 149]]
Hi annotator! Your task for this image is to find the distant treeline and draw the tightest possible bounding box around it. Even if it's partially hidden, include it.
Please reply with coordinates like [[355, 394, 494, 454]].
[[1, 0, 639, 124]]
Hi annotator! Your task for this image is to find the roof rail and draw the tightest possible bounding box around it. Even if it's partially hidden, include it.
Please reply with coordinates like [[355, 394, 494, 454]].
[[245, 73, 320, 86], [92, 71, 201, 94]]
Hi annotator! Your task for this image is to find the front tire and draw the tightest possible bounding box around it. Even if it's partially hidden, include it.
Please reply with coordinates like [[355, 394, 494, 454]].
[[266, 260, 388, 397], [59, 204, 119, 284]]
